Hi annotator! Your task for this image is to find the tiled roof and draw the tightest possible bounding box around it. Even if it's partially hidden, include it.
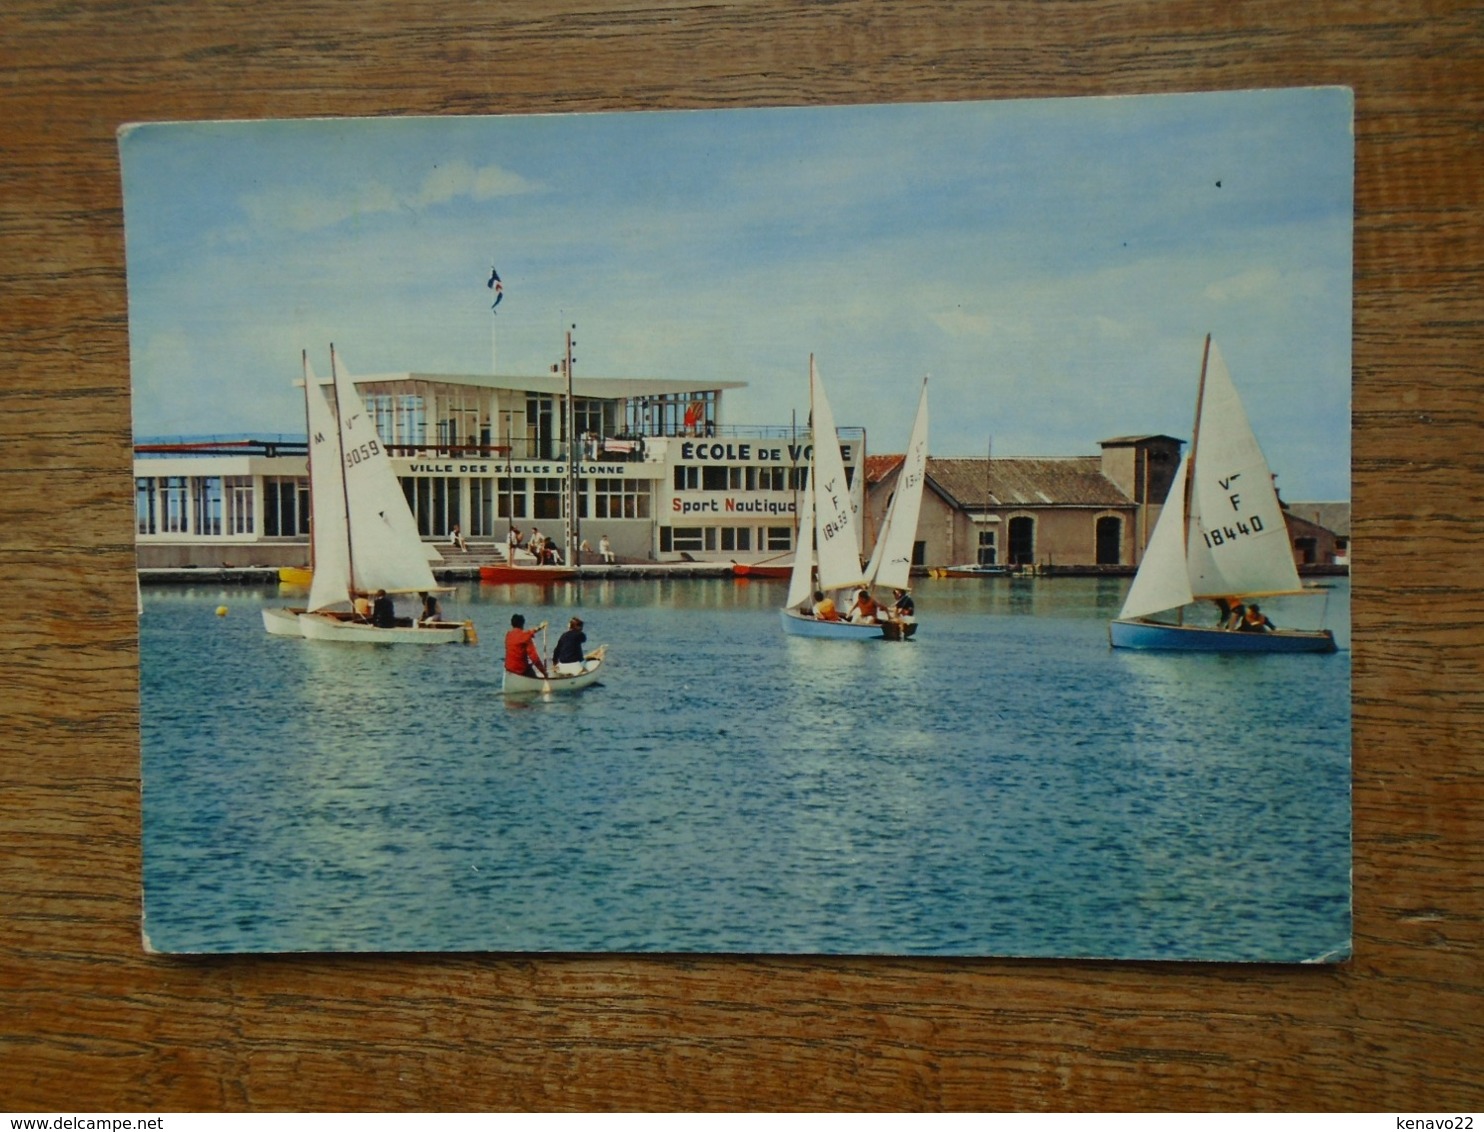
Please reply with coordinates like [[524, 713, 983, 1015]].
[[925, 457, 1133, 508], [864, 453, 905, 485], [1284, 501, 1350, 537]]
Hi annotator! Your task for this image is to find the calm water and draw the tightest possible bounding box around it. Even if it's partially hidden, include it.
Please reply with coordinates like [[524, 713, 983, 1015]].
[[140, 576, 1350, 960]]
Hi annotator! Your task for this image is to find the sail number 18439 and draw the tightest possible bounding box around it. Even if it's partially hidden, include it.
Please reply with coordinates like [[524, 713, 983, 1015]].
[[1203, 515, 1265, 548]]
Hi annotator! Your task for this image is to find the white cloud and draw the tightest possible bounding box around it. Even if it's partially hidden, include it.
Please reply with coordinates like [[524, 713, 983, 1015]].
[[242, 161, 539, 233], [928, 308, 997, 338], [1204, 267, 1282, 303]]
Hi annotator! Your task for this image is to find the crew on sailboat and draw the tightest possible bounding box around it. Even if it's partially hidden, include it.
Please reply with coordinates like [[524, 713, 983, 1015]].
[[504, 614, 548, 678], [371, 589, 397, 628], [848, 589, 881, 624], [813, 590, 841, 621], [891, 589, 915, 623], [419, 592, 443, 625], [1237, 603, 1276, 633]]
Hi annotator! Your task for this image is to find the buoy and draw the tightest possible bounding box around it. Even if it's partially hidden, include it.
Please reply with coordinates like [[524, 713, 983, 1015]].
[[215, 606, 228, 617]]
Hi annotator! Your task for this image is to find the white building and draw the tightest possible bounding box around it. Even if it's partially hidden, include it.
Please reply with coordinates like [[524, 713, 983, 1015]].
[[134, 368, 865, 569]]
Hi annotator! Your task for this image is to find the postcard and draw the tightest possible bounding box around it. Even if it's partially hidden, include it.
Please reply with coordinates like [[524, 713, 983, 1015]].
[[124, 89, 1352, 959]]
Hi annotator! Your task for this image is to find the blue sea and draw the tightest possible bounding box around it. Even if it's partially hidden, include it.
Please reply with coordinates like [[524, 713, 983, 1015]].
[[140, 575, 1351, 961]]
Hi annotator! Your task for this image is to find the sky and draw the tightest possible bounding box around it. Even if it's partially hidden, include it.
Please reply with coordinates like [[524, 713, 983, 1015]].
[[120, 88, 1353, 499]]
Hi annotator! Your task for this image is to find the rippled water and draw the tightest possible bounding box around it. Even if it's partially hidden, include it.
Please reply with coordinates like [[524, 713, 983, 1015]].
[[140, 575, 1350, 960]]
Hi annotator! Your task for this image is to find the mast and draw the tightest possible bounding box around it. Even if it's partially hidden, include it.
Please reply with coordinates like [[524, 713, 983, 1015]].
[[328, 344, 357, 601], [1184, 333, 1213, 551], [301, 350, 315, 572], [563, 325, 578, 569], [1178, 333, 1214, 624], [808, 353, 816, 592]]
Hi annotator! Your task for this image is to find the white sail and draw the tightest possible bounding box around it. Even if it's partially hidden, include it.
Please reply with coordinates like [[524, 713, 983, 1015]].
[[1117, 453, 1194, 619], [784, 465, 816, 610], [807, 357, 868, 592], [1185, 340, 1303, 600], [865, 377, 928, 592], [328, 347, 439, 598], [304, 357, 353, 614]]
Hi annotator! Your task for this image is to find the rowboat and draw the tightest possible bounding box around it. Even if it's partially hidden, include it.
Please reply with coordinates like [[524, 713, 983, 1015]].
[[480, 563, 578, 584], [732, 560, 793, 579], [502, 645, 608, 695]]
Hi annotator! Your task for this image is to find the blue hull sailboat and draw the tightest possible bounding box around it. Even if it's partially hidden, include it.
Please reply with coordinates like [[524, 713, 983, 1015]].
[[1109, 335, 1336, 654]]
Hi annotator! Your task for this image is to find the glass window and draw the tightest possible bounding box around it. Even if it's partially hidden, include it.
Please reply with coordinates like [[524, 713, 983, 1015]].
[[673, 465, 699, 491], [396, 395, 426, 450], [533, 477, 563, 520], [470, 478, 495, 537], [720, 527, 751, 552], [262, 476, 306, 537], [194, 477, 223, 536], [135, 478, 156, 535], [401, 476, 461, 537], [160, 476, 189, 533], [756, 466, 786, 491], [225, 477, 254, 535], [592, 478, 650, 520], [671, 527, 704, 552], [366, 395, 395, 447], [494, 477, 527, 519], [702, 465, 728, 491], [765, 526, 792, 551], [977, 529, 997, 566]]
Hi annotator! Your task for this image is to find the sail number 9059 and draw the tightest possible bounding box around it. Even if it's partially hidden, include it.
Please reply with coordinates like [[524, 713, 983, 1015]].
[[345, 439, 381, 467], [1203, 515, 1265, 548]]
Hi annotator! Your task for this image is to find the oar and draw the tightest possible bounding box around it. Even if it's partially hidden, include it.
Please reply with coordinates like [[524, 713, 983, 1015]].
[[538, 620, 552, 692]]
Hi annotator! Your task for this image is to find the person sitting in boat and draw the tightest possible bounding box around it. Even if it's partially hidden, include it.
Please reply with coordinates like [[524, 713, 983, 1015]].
[[371, 589, 397, 628], [813, 590, 841, 621], [891, 588, 915, 623], [450, 523, 467, 552], [552, 617, 587, 676], [1237, 603, 1276, 633], [1214, 597, 1243, 629], [848, 589, 881, 624], [418, 592, 442, 625], [504, 614, 548, 678]]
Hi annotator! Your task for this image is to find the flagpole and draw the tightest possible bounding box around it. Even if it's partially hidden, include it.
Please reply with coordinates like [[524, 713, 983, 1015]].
[[486, 262, 503, 374]]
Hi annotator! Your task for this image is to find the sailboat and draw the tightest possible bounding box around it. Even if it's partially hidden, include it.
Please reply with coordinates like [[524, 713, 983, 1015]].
[[264, 347, 472, 644], [1109, 336, 1337, 653], [261, 352, 329, 636], [779, 358, 926, 640]]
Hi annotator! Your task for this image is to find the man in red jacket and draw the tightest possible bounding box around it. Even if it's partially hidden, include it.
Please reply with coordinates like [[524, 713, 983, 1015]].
[[504, 613, 548, 677]]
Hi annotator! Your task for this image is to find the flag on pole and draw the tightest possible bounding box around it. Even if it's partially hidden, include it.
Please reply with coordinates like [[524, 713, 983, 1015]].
[[486, 265, 503, 311]]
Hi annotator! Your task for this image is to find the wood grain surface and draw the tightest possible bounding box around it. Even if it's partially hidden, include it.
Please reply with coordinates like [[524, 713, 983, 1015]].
[[2, 0, 1480, 1112]]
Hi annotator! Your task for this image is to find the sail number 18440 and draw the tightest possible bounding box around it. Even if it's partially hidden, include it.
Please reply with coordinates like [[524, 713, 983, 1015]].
[[1203, 515, 1265, 548]]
